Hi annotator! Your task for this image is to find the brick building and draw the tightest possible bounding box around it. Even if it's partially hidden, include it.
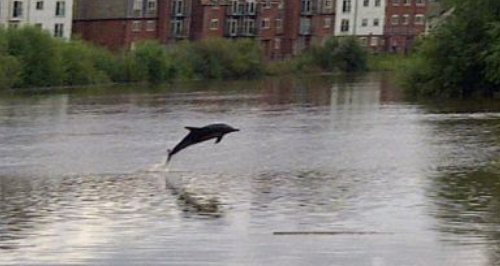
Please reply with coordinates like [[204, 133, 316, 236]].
[[73, 0, 336, 57], [384, 0, 428, 53], [256, 0, 284, 59], [283, 0, 335, 56], [73, 0, 162, 50], [191, 0, 226, 40]]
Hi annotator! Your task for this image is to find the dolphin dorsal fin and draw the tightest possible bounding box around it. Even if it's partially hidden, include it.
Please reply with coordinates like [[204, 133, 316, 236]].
[[185, 126, 200, 131]]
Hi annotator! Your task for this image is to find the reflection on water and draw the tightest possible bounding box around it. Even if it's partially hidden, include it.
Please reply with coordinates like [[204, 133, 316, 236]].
[[1, 73, 500, 265]]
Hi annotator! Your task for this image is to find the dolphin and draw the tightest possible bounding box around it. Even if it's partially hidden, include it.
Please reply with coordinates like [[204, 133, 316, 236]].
[[166, 123, 239, 164]]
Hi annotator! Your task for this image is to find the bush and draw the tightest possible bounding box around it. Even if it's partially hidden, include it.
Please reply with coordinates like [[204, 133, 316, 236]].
[[172, 38, 265, 80], [333, 37, 368, 72], [401, 0, 500, 98], [306, 37, 368, 73], [132, 41, 175, 83], [60, 40, 112, 85], [5, 27, 65, 88], [0, 55, 21, 90]]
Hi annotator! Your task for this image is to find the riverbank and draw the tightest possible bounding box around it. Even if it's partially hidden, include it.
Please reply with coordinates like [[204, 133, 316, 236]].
[[0, 27, 378, 92]]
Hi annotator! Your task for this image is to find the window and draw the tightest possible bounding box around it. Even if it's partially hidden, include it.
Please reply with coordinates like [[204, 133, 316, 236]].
[[402, 14, 409, 25], [231, 0, 238, 14], [340, 19, 349, 32], [172, 20, 183, 35], [54, 23, 64, 37], [276, 18, 283, 33], [146, 20, 156, 31], [342, 0, 351, 13], [12, 1, 23, 18], [414, 14, 425, 25], [244, 19, 255, 34], [324, 17, 331, 28], [403, 0, 410, 5], [133, 0, 142, 16], [261, 18, 270, 29], [373, 18, 380, 26], [274, 38, 281, 50], [132, 21, 142, 32], [133, 0, 142, 11], [370, 36, 379, 46], [392, 0, 399, 5], [247, 1, 255, 14], [173, 0, 184, 15], [238, 2, 245, 14], [147, 0, 157, 11], [55, 1, 66, 17], [263, 0, 271, 9], [361, 18, 368, 27], [227, 19, 237, 35], [324, 0, 333, 9], [300, 17, 311, 34], [301, 0, 312, 13], [391, 15, 399, 25], [363, 0, 369, 7], [36, 1, 44, 10], [416, 0, 425, 5], [210, 19, 219, 30], [375, 0, 381, 7]]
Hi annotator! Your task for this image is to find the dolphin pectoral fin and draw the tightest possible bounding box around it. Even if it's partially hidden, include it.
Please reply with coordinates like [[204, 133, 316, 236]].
[[185, 126, 200, 131], [215, 136, 223, 144]]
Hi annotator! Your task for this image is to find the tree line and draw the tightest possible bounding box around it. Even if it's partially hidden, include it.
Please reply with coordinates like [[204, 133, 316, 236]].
[[401, 0, 500, 98], [0, 27, 368, 91]]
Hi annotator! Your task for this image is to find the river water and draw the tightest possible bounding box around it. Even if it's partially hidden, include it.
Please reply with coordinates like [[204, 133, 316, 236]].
[[1, 73, 500, 265]]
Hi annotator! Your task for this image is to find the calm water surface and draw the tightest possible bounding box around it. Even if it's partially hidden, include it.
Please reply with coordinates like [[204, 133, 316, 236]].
[[1, 73, 500, 265]]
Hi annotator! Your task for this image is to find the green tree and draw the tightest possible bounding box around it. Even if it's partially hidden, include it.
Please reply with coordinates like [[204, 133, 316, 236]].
[[133, 41, 175, 83], [402, 0, 500, 98], [5, 27, 65, 88]]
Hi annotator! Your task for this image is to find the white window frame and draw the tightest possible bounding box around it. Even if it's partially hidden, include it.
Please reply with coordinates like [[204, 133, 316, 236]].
[[132, 20, 142, 32], [414, 14, 425, 25], [55, 1, 66, 17], [146, 20, 156, 31], [209, 19, 219, 30], [36, 1, 44, 10], [342, 0, 351, 13], [12, 1, 23, 18], [54, 23, 64, 37], [261, 18, 270, 30], [340, 19, 349, 32], [391, 15, 399, 25]]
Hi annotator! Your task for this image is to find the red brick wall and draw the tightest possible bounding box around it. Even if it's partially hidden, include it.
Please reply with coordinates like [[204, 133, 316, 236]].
[[73, 19, 159, 51], [158, 0, 172, 44], [259, 2, 284, 59], [283, 0, 300, 56], [191, 3, 226, 40], [73, 20, 128, 51], [312, 14, 334, 45]]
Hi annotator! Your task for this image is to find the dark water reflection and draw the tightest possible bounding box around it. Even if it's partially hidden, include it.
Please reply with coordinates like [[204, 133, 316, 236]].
[[1, 73, 500, 265]]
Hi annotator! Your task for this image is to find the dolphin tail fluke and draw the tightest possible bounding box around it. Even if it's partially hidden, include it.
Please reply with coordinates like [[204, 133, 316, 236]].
[[166, 149, 173, 165]]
